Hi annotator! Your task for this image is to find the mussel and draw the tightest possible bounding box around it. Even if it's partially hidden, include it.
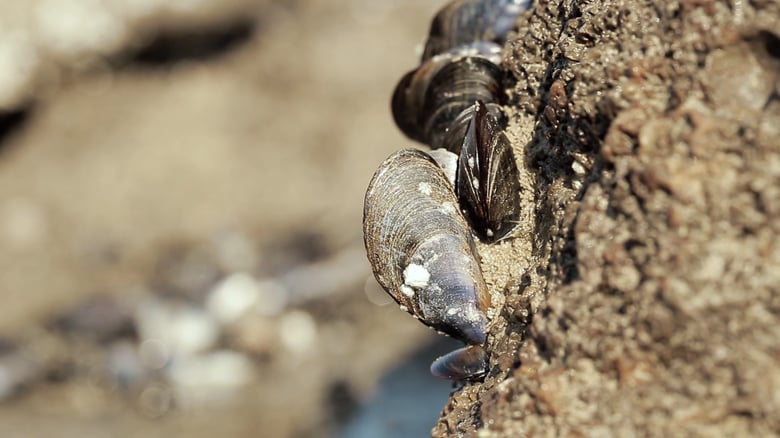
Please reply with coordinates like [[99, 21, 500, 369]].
[[392, 48, 505, 152], [430, 344, 488, 380], [363, 149, 491, 346], [423, 0, 533, 61], [456, 100, 521, 241], [392, 0, 533, 153], [363, 0, 534, 381]]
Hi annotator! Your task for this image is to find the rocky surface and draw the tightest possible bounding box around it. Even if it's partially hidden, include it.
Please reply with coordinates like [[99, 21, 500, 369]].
[[434, 0, 780, 436]]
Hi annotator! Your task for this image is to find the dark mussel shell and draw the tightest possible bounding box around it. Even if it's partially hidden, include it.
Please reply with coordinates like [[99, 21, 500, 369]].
[[392, 54, 504, 151], [422, 56, 504, 151], [456, 100, 521, 242], [430, 344, 488, 380], [391, 69, 423, 143], [427, 88, 505, 155], [423, 0, 533, 61]]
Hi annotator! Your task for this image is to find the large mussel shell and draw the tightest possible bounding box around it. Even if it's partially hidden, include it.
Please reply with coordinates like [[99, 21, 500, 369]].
[[392, 54, 504, 151], [456, 100, 521, 242], [423, 0, 533, 61], [363, 149, 491, 345], [422, 57, 504, 151]]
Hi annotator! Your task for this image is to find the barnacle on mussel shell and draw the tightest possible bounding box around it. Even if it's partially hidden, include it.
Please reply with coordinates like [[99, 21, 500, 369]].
[[456, 100, 521, 241], [363, 149, 490, 345], [430, 344, 488, 380]]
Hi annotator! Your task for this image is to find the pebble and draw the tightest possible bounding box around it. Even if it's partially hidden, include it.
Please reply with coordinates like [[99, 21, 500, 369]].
[[206, 272, 262, 324], [166, 350, 254, 408], [134, 298, 219, 358], [278, 310, 317, 355]]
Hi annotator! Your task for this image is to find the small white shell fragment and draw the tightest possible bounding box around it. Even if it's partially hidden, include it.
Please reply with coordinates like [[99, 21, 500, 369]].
[[400, 285, 416, 298], [206, 272, 261, 325], [403, 263, 430, 288], [135, 298, 219, 358], [278, 310, 317, 355]]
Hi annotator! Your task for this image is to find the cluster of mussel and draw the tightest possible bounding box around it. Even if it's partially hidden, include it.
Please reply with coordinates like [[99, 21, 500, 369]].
[[363, 0, 531, 380]]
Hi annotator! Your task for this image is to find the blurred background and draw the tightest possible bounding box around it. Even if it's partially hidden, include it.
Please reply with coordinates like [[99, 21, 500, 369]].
[[0, 0, 463, 436]]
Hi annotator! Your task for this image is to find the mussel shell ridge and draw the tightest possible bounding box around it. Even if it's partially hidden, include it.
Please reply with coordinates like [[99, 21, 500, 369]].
[[363, 149, 491, 345]]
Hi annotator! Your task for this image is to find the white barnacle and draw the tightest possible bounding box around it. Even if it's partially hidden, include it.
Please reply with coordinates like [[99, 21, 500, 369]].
[[400, 284, 416, 298], [403, 263, 430, 289], [417, 181, 432, 195], [462, 304, 483, 325], [399, 305, 409, 312], [441, 201, 457, 215], [472, 177, 479, 190]]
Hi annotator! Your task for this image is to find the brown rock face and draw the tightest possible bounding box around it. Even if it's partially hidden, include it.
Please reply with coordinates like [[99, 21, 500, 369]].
[[434, 0, 780, 436]]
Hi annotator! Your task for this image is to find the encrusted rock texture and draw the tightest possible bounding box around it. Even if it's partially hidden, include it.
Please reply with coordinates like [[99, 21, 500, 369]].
[[434, 0, 780, 436]]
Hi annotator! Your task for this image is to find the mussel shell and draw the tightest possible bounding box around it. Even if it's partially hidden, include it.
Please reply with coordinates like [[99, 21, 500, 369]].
[[427, 148, 459, 187], [422, 57, 503, 152], [423, 0, 533, 61], [431, 97, 505, 155], [363, 149, 491, 345], [391, 69, 423, 143], [422, 57, 504, 151], [392, 54, 503, 150], [457, 100, 521, 242], [430, 344, 488, 380]]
